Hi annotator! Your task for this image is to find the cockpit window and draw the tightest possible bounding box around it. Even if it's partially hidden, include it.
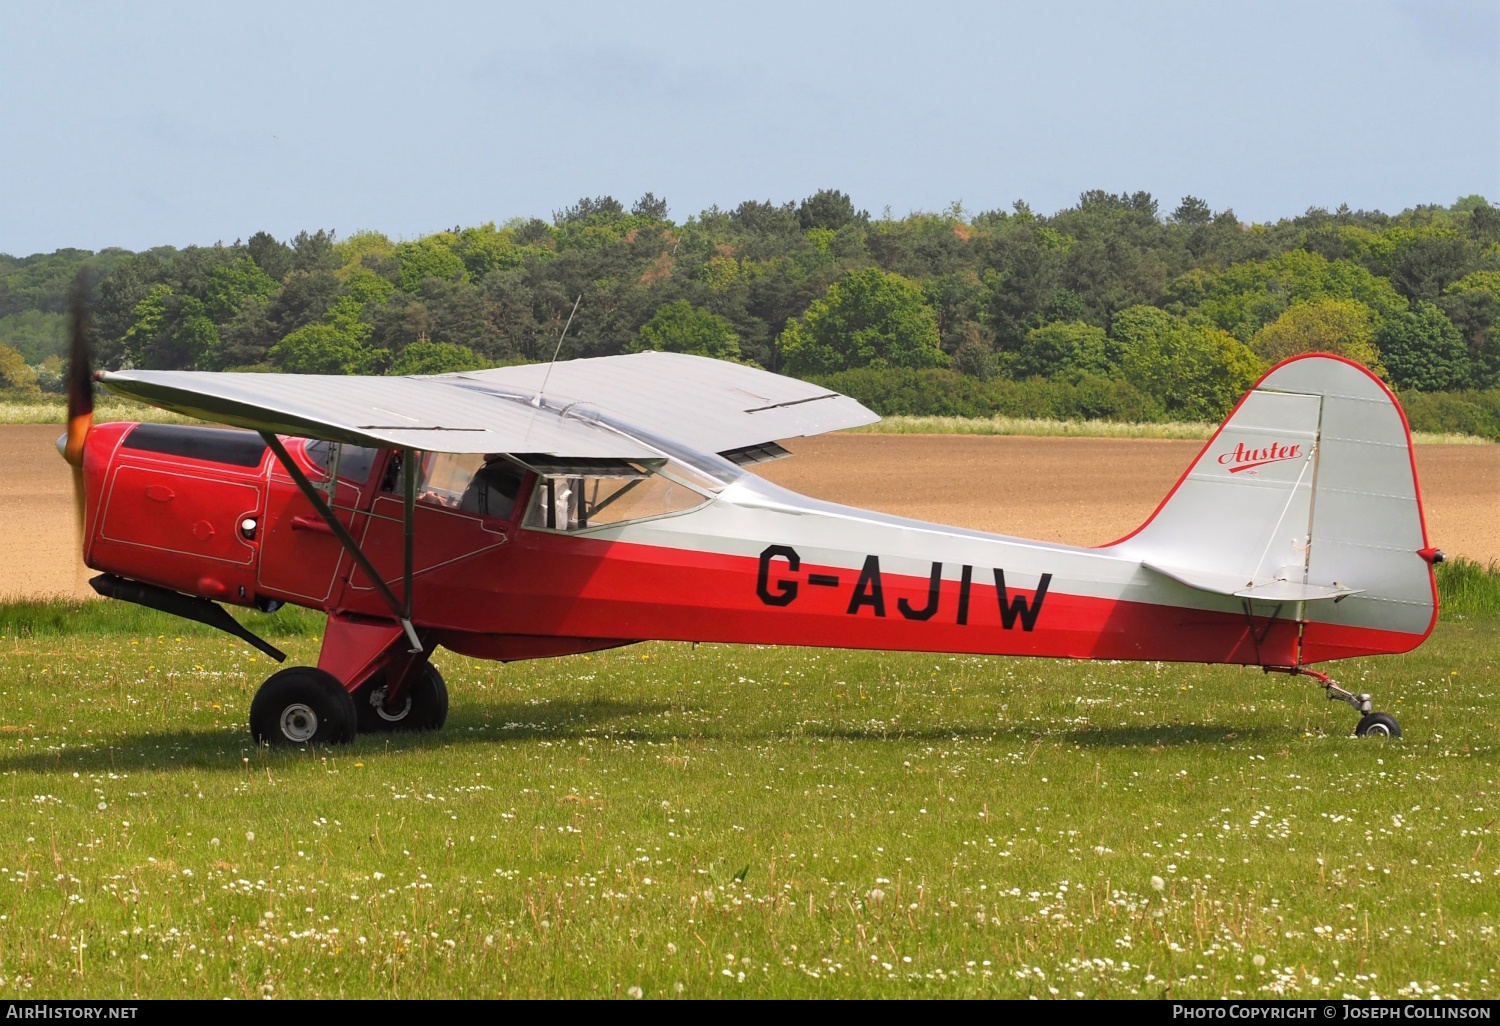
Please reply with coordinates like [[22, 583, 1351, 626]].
[[413, 452, 525, 521], [304, 440, 378, 484], [523, 462, 710, 532]]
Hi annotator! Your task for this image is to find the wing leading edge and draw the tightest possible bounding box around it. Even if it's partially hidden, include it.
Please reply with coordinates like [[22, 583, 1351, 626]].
[[98, 352, 879, 459]]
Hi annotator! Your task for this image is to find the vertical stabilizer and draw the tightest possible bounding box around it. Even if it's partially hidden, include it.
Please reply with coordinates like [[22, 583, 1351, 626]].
[[1107, 354, 1436, 663]]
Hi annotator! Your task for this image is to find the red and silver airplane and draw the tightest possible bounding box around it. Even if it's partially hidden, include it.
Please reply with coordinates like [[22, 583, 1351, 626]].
[[58, 300, 1438, 745]]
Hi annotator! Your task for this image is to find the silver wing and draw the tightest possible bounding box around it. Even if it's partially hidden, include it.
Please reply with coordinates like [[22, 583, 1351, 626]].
[[98, 351, 878, 459]]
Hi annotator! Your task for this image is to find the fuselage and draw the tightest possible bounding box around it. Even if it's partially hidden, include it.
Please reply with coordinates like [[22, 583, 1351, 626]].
[[77, 417, 1432, 672]]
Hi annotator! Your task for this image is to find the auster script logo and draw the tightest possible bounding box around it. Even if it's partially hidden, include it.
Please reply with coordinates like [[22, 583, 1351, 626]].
[[1216, 440, 1302, 474]]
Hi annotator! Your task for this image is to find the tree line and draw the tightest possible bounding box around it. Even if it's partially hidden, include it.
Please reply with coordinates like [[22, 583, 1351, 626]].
[[2, 188, 1498, 430]]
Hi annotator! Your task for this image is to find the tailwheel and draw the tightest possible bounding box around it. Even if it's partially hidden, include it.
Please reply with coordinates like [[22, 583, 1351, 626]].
[[250, 666, 358, 746], [354, 662, 448, 733], [1355, 712, 1402, 738], [1277, 666, 1403, 739]]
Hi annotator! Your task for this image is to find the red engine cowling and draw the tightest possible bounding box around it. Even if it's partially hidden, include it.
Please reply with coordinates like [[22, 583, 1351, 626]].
[[83, 422, 270, 606]]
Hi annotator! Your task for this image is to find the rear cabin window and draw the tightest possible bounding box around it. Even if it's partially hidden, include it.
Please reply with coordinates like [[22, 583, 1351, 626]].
[[387, 452, 525, 521], [303, 439, 379, 484], [523, 464, 712, 532], [122, 424, 268, 468]]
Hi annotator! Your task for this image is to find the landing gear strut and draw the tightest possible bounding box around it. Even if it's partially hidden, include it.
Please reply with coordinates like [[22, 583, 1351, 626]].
[[1273, 666, 1401, 738]]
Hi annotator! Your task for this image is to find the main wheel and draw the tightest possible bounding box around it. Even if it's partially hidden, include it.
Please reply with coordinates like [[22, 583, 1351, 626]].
[[250, 666, 358, 746], [353, 662, 448, 733], [1355, 711, 1402, 738]]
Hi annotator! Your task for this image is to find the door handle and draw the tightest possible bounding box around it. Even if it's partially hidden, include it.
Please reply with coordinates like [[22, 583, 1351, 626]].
[[290, 515, 335, 536]]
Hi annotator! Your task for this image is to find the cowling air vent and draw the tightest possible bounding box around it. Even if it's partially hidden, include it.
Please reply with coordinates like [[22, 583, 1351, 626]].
[[719, 442, 791, 467]]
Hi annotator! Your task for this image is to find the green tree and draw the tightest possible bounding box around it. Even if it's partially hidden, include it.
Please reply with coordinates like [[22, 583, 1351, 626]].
[[798, 189, 864, 231], [1166, 250, 1406, 343], [0, 343, 39, 394], [390, 340, 486, 375], [455, 224, 522, 279], [630, 300, 741, 360], [202, 258, 278, 322], [269, 324, 376, 374], [396, 236, 468, 291], [1252, 299, 1386, 373], [333, 230, 396, 269], [1442, 271, 1500, 387], [1112, 306, 1264, 420], [779, 269, 945, 375], [246, 231, 293, 281], [172, 296, 220, 365], [1375, 301, 1469, 391], [120, 283, 173, 366], [1014, 320, 1110, 379]]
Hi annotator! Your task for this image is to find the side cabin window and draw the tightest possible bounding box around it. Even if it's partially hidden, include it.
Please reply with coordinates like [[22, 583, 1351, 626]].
[[303, 439, 379, 484], [381, 451, 525, 522], [522, 460, 714, 532]]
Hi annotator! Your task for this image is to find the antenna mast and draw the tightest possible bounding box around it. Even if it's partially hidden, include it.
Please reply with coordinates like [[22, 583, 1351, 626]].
[[532, 294, 582, 408]]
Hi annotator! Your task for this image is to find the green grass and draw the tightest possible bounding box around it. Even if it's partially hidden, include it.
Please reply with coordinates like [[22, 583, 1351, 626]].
[[0, 398, 198, 426], [1435, 559, 1500, 621], [0, 587, 1496, 998], [848, 415, 1489, 445]]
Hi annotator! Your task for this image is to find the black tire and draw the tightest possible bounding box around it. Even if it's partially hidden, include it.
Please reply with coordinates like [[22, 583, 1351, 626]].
[[249, 666, 358, 746], [353, 662, 448, 733], [1355, 712, 1402, 738]]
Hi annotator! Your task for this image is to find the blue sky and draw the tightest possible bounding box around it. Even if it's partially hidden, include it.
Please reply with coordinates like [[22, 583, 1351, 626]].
[[1, 1, 1496, 255]]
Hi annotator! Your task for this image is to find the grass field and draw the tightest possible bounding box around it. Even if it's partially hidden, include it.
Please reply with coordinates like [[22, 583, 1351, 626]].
[[0, 567, 1495, 999]]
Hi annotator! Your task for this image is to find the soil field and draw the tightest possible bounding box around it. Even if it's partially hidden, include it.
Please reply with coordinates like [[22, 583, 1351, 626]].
[[1, 425, 1495, 599]]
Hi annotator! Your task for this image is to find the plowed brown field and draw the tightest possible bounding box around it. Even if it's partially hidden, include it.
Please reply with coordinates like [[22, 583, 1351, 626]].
[[2, 425, 1495, 599]]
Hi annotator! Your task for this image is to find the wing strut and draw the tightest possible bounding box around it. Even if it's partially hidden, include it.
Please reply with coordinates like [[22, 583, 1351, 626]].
[[260, 433, 423, 652]]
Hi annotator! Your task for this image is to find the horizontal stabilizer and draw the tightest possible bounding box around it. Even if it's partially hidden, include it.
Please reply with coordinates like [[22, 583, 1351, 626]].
[[1143, 563, 1362, 602], [1232, 580, 1363, 602]]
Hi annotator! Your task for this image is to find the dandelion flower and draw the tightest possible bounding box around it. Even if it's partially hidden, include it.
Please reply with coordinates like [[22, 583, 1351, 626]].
[[1150, 876, 1165, 892], [246, 831, 255, 842], [627, 986, 643, 999], [1253, 954, 1266, 968]]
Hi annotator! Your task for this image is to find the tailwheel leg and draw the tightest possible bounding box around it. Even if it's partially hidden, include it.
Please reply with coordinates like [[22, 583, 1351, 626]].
[[1271, 666, 1401, 738]]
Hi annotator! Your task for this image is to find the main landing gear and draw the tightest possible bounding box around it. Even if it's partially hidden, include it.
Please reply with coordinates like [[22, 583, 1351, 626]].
[[1277, 666, 1402, 738], [353, 663, 448, 733], [250, 667, 358, 746], [249, 663, 448, 747]]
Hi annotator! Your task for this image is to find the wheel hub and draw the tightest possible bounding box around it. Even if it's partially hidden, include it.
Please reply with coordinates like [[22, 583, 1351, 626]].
[[368, 685, 412, 723], [279, 702, 319, 742]]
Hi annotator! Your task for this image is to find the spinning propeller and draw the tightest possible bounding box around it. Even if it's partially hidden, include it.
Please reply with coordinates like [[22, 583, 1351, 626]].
[[59, 270, 94, 546]]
